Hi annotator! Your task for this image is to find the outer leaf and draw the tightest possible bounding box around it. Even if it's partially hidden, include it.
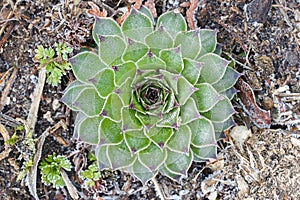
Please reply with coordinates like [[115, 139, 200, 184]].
[[122, 8, 153, 42], [213, 117, 235, 140], [61, 81, 87, 111], [101, 93, 123, 122], [99, 118, 123, 145], [160, 165, 181, 182], [198, 53, 229, 84], [95, 145, 110, 169], [139, 5, 155, 24], [164, 149, 193, 176], [69, 52, 107, 83], [167, 125, 191, 155], [121, 108, 143, 132], [123, 39, 148, 62], [107, 141, 136, 169], [180, 98, 201, 124], [181, 58, 202, 85], [159, 46, 183, 74], [201, 96, 236, 122], [73, 112, 86, 139], [131, 159, 154, 184], [90, 69, 115, 98], [98, 35, 126, 66], [93, 17, 122, 45], [212, 66, 241, 92], [72, 88, 104, 117], [174, 29, 201, 59], [221, 87, 238, 100], [138, 143, 167, 172], [197, 29, 217, 58], [157, 11, 187, 38], [145, 25, 173, 56], [78, 116, 101, 144], [177, 76, 198, 106], [114, 61, 136, 86], [193, 83, 223, 112], [137, 50, 166, 70], [191, 145, 217, 160], [124, 130, 151, 154], [188, 118, 216, 147]]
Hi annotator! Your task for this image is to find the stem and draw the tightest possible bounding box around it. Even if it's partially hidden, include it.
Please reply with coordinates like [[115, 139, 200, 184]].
[[152, 177, 166, 200]]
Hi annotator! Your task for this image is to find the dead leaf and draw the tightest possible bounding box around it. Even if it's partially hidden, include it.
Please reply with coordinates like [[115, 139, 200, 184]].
[[235, 78, 271, 128], [87, 1, 107, 18]]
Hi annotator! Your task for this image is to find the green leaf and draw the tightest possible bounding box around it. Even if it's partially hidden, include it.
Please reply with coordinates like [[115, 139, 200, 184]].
[[61, 81, 87, 111], [145, 126, 173, 149], [197, 29, 217, 58], [221, 87, 238, 100], [167, 125, 191, 155], [165, 149, 193, 176], [93, 17, 122, 45], [137, 50, 166, 70], [177, 76, 198, 105], [78, 116, 101, 144], [201, 96, 236, 122], [138, 143, 167, 172], [157, 11, 187, 38], [212, 67, 241, 92], [174, 29, 201, 59], [193, 83, 222, 112], [188, 118, 216, 147], [139, 5, 155, 24], [135, 112, 161, 130], [101, 93, 123, 122], [157, 107, 179, 128], [160, 70, 179, 94], [114, 61, 136, 86], [198, 53, 229, 84], [181, 58, 202, 85], [70, 52, 107, 83], [72, 87, 105, 117], [159, 46, 183, 74], [98, 35, 126, 65], [99, 118, 123, 145], [124, 130, 151, 154], [191, 144, 217, 160], [117, 78, 133, 106], [145, 25, 173, 56], [131, 159, 154, 184], [107, 142, 136, 169], [160, 165, 181, 182], [121, 108, 143, 132], [90, 69, 115, 98], [180, 98, 200, 124], [123, 39, 148, 62], [213, 117, 235, 140], [122, 8, 153, 42], [95, 145, 110, 169]]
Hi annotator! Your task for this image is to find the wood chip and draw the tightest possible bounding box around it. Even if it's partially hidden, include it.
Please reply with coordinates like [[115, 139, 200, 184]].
[[0, 123, 12, 161], [0, 67, 17, 112]]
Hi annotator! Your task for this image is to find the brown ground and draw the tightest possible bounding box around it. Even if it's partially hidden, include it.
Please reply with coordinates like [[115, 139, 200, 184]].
[[0, 0, 299, 199]]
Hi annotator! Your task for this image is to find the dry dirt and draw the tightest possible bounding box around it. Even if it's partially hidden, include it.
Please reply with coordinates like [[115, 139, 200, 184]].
[[0, 0, 299, 199]]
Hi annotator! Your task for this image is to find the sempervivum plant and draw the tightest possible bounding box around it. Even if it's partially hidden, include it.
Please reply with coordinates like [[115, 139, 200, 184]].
[[62, 6, 240, 183]]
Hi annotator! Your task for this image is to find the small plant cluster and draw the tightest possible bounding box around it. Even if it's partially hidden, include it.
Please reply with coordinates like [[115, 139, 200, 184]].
[[62, 6, 240, 183], [34, 42, 73, 86], [39, 153, 71, 188], [80, 153, 101, 188]]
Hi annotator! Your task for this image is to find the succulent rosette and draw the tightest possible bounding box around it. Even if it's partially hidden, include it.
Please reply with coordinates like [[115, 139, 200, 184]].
[[62, 6, 240, 183]]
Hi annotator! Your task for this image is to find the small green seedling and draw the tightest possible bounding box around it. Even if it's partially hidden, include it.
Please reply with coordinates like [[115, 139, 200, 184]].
[[34, 42, 73, 86], [5, 125, 24, 145], [39, 153, 71, 188], [80, 162, 101, 188]]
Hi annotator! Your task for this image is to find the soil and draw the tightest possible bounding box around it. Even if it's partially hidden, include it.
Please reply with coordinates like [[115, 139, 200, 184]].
[[0, 0, 299, 200]]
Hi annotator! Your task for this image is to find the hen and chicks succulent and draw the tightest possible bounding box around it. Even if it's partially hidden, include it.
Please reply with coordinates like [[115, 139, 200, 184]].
[[62, 6, 240, 183]]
